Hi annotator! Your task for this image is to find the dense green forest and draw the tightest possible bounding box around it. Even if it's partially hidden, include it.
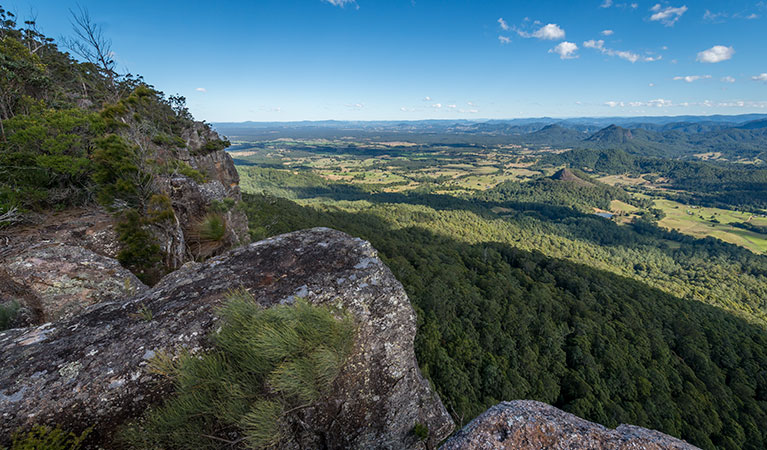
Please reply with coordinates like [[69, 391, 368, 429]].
[[476, 168, 650, 212], [238, 164, 767, 450], [541, 148, 767, 211]]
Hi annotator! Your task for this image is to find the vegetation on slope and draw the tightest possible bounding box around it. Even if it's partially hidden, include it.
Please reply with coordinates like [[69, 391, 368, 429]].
[[541, 148, 767, 211], [0, 7, 229, 283], [238, 169, 767, 449], [120, 292, 355, 450]]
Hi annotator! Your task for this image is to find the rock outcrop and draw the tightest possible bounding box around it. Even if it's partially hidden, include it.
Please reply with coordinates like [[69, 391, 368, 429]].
[[0, 228, 453, 448], [153, 123, 250, 269], [0, 244, 147, 323], [441, 401, 699, 450]]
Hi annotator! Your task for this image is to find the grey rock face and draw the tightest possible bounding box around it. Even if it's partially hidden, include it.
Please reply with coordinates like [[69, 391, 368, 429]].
[[0, 244, 147, 323], [440, 400, 699, 450], [0, 228, 453, 448]]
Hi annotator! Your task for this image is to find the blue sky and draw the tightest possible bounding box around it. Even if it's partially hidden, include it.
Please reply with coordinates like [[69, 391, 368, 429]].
[[5, 0, 767, 121]]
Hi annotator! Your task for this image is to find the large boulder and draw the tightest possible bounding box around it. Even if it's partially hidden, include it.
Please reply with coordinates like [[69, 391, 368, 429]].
[[0, 228, 453, 448], [440, 401, 699, 450], [0, 244, 147, 323]]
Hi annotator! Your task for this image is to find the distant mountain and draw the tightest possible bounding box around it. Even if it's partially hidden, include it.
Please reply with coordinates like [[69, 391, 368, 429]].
[[521, 124, 586, 145], [586, 125, 634, 144], [738, 119, 767, 130]]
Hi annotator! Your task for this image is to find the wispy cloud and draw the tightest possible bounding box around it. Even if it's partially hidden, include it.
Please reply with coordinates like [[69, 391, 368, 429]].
[[697, 45, 735, 63], [601, 1, 638, 9], [323, 0, 358, 7], [753, 73, 767, 82], [550, 41, 578, 59], [649, 4, 688, 26], [195, 87, 207, 92], [583, 39, 657, 63], [432, 103, 443, 109], [345, 103, 364, 109], [721, 76, 736, 83], [423, 96, 432, 101], [498, 35, 511, 44], [673, 75, 711, 83], [497, 17, 509, 30], [601, 29, 614, 36], [606, 99, 673, 107]]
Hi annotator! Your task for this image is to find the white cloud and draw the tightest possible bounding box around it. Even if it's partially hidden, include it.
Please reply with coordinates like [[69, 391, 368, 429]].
[[323, 0, 357, 7], [703, 10, 727, 22], [345, 103, 364, 109], [459, 109, 480, 113], [533, 23, 566, 40], [721, 76, 736, 83], [498, 17, 509, 30], [432, 103, 443, 109], [697, 45, 735, 63], [650, 4, 688, 26], [647, 98, 673, 107], [649, 82, 655, 87], [601, 0, 613, 8], [747, 13, 759, 19], [583, 39, 646, 63], [673, 75, 711, 83], [584, 39, 605, 50], [447, 104, 457, 109], [601, 29, 614, 36], [195, 87, 207, 92], [423, 96, 432, 101], [498, 35, 511, 44], [550, 41, 578, 59], [753, 73, 767, 82], [607, 99, 673, 108]]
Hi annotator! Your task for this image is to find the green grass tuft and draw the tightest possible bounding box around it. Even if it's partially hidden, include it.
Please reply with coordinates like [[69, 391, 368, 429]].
[[0, 301, 20, 331], [9, 425, 90, 450]]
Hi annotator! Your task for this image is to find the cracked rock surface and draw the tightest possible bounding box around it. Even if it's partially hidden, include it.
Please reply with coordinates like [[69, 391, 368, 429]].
[[0, 228, 453, 449], [440, 400, 699, 450], [1, 244, 147, 323]]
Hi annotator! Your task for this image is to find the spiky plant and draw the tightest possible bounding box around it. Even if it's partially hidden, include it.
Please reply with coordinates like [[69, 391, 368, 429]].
[[119, 290, 356, 449]]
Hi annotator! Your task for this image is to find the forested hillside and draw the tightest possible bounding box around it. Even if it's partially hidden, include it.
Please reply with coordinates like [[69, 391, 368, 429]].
[[541, 148, 767, 211], [0, 7, 239, 284], [237, 163, 767, 450]]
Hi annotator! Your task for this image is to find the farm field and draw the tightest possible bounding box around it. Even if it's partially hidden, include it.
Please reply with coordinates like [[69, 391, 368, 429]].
[[655, 199, 767, 254]]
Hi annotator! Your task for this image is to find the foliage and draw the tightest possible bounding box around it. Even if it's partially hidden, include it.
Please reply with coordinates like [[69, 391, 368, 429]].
[[7, 425, 90, 450], [239, 187, 767, 450], [412, 423, 429, 441], [120, 292, 355, 450], [0, 301, 19, 331], [542, 148, 767, 211], [477, 173, 648, 212], [115, 209, 163, 285]]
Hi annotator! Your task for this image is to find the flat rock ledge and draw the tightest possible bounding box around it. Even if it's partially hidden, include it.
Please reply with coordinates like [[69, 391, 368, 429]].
[[440, 401, 699, 450], [0, 228, 453, 449]]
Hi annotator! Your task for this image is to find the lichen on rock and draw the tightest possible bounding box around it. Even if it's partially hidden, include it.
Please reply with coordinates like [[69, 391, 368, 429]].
[[440, 400, 700, 450], [0, 228, 453, 449]]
